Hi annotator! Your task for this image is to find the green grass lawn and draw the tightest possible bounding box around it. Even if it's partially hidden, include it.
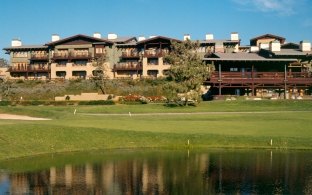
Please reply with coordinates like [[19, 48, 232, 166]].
[[0, 100, 312, 160]]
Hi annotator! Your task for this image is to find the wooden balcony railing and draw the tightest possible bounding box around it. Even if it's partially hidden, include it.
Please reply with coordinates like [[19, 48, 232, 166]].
[[94, 53, 106, 58], [8, 66, 51, 72], [52, 52, 92, 60], [70, 52, 92, 60], [52, 53, 69, 60], [113, 63, 143, 71], [144, 50, 165, 58], [121, 52, 140, 58], [210, 71, 311, 79], [30, 54, 49, 61], [209, 71, 312, 85]]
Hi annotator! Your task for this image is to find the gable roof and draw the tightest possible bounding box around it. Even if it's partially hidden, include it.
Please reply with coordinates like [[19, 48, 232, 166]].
[[204, 52, 297, 62], [3, 45, 48, 52], [137, 36, 181, 45], [250, 34, 286, 42], [45, 34, 113, 46]]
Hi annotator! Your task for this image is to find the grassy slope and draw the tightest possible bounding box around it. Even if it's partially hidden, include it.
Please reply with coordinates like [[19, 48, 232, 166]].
[[0, 100, 312, 160]]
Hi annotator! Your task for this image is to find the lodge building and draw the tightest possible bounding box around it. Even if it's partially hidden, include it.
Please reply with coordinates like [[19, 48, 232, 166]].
[[2, 33, 312, 97]]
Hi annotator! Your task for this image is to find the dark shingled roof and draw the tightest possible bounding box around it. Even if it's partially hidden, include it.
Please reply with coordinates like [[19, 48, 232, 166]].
[[266, 49, 312, 56], [45, 34, 113, 46], [204, 52, 297, 62], [137, 36, 181, 44], [250, 34, 286, 42], [3, 45, 48, 51]]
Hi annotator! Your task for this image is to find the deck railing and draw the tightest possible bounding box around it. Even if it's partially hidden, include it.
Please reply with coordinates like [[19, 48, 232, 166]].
[[30, 54, 49, 61], [52, 52, 92, 60], [121, 52, 140, 58], [211, 71, 311, 80], [8, 66, 50, 72], [144, 50, 165, 58], [113, 63, 143, 71]]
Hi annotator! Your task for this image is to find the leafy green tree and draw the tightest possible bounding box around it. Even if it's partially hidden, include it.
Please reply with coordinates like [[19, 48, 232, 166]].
[[92, 53, 110, 94], [164, 40, 213, 105]]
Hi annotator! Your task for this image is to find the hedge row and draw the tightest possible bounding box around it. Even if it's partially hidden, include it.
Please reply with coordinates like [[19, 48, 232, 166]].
[[0, 100, 115, 106]]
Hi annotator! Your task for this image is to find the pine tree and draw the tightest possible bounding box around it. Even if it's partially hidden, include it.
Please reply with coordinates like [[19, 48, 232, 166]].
[[163, 40, 213, 105]]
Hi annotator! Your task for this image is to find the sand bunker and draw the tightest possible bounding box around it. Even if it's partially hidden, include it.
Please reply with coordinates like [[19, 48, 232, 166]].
[[0, 114, 51, 121]]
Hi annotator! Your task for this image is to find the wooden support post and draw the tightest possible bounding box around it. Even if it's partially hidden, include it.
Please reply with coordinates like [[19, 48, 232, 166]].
[[251, 64, 255, 96], [218, 64, 222, 96], [284, 64, 287, 99]]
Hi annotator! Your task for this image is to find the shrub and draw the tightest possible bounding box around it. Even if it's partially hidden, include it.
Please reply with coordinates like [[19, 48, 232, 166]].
[[78, 100, 115, 105], [0, 101, 10, 106]]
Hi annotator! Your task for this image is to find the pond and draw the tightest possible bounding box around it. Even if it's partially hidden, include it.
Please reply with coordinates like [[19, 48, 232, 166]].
[[0, 149, 312, 194]]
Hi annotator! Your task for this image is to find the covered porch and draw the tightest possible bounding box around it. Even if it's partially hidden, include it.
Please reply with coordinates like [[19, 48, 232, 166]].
[[204, 53, 312, 97]]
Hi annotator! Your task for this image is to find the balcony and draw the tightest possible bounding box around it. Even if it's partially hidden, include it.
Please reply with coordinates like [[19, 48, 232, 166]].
[[209, 71, 312, 86], [121, 52, 140, 59], [94, 53, 106, 59], [8, 65, 50, 73], [30, 54, 49, 61], [52, 53, 69, 60], [52, 52, 92, 61], [144, 50, 164, 58], [113, 62, 143, 71], [70, 52, 92, 60]]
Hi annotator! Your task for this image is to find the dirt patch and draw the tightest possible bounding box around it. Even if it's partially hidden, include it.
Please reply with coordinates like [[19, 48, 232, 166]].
[[0, 114, 51, 121]]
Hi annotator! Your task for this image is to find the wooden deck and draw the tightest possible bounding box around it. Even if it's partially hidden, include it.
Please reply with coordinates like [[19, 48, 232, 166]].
[[207, 71, 312, 92]]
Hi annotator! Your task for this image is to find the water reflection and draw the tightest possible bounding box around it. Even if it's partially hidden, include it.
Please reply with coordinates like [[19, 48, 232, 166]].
[[0, 149, 312, 194]]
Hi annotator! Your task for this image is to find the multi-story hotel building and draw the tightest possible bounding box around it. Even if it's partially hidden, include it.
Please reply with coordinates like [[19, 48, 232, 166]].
[[3, 32, 240, 80], [3, 32, 312, 96]]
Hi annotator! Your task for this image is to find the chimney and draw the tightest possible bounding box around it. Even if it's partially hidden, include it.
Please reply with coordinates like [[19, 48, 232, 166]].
[[149, 35, 156, 39], [230, 32, 239, 41], [184, 34, 191, 41], [138, 36, 146, 41], [270, 40, 281, 52], [249, 46, 260, 53], [108, 33, 117, 40], [52, 34, 60, 42], [300, 40, 311, 52], [11, 39, 22, 47], [205, 33, 214, 41], [93, 32, 101, 39]]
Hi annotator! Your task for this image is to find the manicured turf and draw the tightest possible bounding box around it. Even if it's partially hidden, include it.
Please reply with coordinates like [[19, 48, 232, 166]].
[[0, 100, 312, 160]]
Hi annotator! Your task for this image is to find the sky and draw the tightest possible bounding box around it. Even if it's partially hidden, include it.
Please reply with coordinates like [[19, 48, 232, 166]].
[[0, 0, 311, 60]]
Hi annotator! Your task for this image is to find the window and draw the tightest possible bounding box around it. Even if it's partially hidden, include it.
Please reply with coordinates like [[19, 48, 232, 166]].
[[147, 58, 158, 65], [56, 71, 66, 77], [74, 60, 87, 66], [72, 71, 86, 79], [147, 70, 158, 77]]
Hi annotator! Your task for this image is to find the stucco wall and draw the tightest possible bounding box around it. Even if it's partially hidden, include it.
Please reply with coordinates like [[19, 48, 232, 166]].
[[55, 93, 110, 101]]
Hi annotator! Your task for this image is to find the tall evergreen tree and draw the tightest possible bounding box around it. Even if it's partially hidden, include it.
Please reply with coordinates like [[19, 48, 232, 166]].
[[163, 40, 213, 105], [92, 53, 110, 94]]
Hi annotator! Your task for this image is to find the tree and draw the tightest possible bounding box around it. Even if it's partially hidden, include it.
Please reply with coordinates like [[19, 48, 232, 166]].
[[0, 58, 8, 67], [163, 40, 214, 105], [92, 53, 110, 94]]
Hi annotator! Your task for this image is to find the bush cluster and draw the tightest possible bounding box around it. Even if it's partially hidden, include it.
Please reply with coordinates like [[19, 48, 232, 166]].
[[0, 100, 116, 106], [0, 79, 167, 101], [78, 100, 115, 105]]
